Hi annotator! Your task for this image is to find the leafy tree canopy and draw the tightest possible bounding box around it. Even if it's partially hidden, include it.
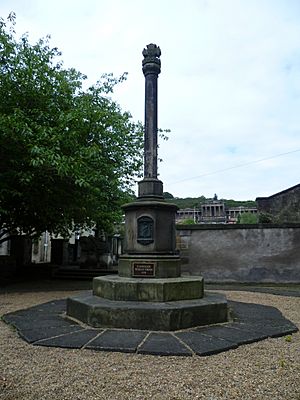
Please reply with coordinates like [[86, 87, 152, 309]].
[[178, 218, 195, 225], [258, 212, 274, 223], [237, 212, 258, 224], [163, 192, 174, 199], [0, 13, 143, 243], [223, 199, 256, 208]]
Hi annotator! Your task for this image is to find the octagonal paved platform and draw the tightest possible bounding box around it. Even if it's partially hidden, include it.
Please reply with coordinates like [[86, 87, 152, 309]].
[[2, 293, 298, 357]]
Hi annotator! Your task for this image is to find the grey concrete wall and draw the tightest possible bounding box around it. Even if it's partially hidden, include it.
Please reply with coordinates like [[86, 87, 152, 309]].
[[176, 224, 300, 283]]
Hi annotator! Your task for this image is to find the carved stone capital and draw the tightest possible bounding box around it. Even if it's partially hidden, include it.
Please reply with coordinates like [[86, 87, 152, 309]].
[[142, 43, 161, 75]]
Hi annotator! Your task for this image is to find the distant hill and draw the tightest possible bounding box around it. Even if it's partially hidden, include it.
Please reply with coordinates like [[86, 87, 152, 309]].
[[163, 193, 256, 208]]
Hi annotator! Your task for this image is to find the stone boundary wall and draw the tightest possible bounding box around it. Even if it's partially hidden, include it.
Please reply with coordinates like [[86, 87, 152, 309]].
[[176, 224, 300, 283]]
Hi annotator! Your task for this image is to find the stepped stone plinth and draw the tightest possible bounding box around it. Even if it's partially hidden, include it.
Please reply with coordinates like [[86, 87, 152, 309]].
[[67, 292, 228, 331], [66, 43, 228, 331], [93, 275, 204, 302]]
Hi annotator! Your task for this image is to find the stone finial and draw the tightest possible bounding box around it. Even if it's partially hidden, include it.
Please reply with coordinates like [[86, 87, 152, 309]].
[[142, 43, 161, 75], [142, 43, 161, 62]]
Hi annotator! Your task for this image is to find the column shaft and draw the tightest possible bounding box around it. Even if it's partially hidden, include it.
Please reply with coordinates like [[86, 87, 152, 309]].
[[144, 72, 158, 178]]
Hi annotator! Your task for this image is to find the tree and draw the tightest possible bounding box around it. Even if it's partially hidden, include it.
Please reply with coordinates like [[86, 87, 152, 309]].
[[178, 218, 196, 225], [0, 14, 143, 243], [258, 212, 274, 223], [224, 199, 256, 208], [237, 212, 258, 224], [163, 192, 174, 199]]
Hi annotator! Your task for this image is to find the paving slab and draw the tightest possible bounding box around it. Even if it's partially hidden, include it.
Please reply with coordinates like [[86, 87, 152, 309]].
[[86, 329, 147, 353], [27, 299, 67, 314], [175, 331, 238, 356], [137, 332, 192, 356], [19, 325, 84, 343], [35, 329, 101, 348], [194, 324, 268, 345], [3, 300, 67, 318], [222, 322, 269, 340], [247, 323, 298, 338], [228, 301, 285, 322], [3, 314, 76, 330]]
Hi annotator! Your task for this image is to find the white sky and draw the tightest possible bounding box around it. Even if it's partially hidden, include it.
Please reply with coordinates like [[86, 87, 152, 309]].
[[1, 0, 300, 200]]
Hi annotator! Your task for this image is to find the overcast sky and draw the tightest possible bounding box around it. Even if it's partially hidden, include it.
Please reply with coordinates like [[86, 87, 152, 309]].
[[2, 0, 300, 200]]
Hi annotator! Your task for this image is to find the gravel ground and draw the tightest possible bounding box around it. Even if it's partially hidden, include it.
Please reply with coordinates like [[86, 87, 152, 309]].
[[0, 285, 300, 400]]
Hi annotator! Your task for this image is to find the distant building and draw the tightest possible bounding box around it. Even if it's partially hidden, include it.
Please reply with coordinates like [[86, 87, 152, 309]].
[[176, 208, 200, 223], [226, 206, 258, 224], [256, 183, 300, 223], [176, 197, 257, 224], [199, 199, 227, 224]]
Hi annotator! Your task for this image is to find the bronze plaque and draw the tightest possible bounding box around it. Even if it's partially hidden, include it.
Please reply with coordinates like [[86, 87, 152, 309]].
[[137, 216, 154, 245], [132, 262, 156, 277]]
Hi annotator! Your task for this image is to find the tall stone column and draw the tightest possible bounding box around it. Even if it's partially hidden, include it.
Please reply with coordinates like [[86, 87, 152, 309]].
[[138, 44, 163, 199], [143, 43, 160, 178]]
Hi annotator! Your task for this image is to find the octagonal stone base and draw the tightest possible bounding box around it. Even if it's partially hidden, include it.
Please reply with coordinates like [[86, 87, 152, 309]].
[[93, 275, 204, 302], [67, 292, 228, 331]]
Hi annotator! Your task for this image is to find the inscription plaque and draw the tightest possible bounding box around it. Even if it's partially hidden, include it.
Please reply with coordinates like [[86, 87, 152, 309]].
[[132, 262, 156, 277], [137, 216, 154, 245]]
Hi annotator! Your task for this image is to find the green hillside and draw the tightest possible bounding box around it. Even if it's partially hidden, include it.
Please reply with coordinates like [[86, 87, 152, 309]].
[[163, 193, 256, 208]]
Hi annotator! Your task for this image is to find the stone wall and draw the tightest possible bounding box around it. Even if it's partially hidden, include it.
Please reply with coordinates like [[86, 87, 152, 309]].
[[256, 184, 300, 223], [177, 224, 300, 283]]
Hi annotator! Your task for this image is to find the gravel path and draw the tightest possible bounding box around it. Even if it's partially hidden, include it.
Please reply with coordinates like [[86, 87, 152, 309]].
[[0, 286, 300, 400]]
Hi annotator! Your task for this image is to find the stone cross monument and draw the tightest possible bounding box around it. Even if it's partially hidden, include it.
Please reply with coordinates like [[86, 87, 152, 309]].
[[138, 43, 163, 199], [66, 44, 228, 331]]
